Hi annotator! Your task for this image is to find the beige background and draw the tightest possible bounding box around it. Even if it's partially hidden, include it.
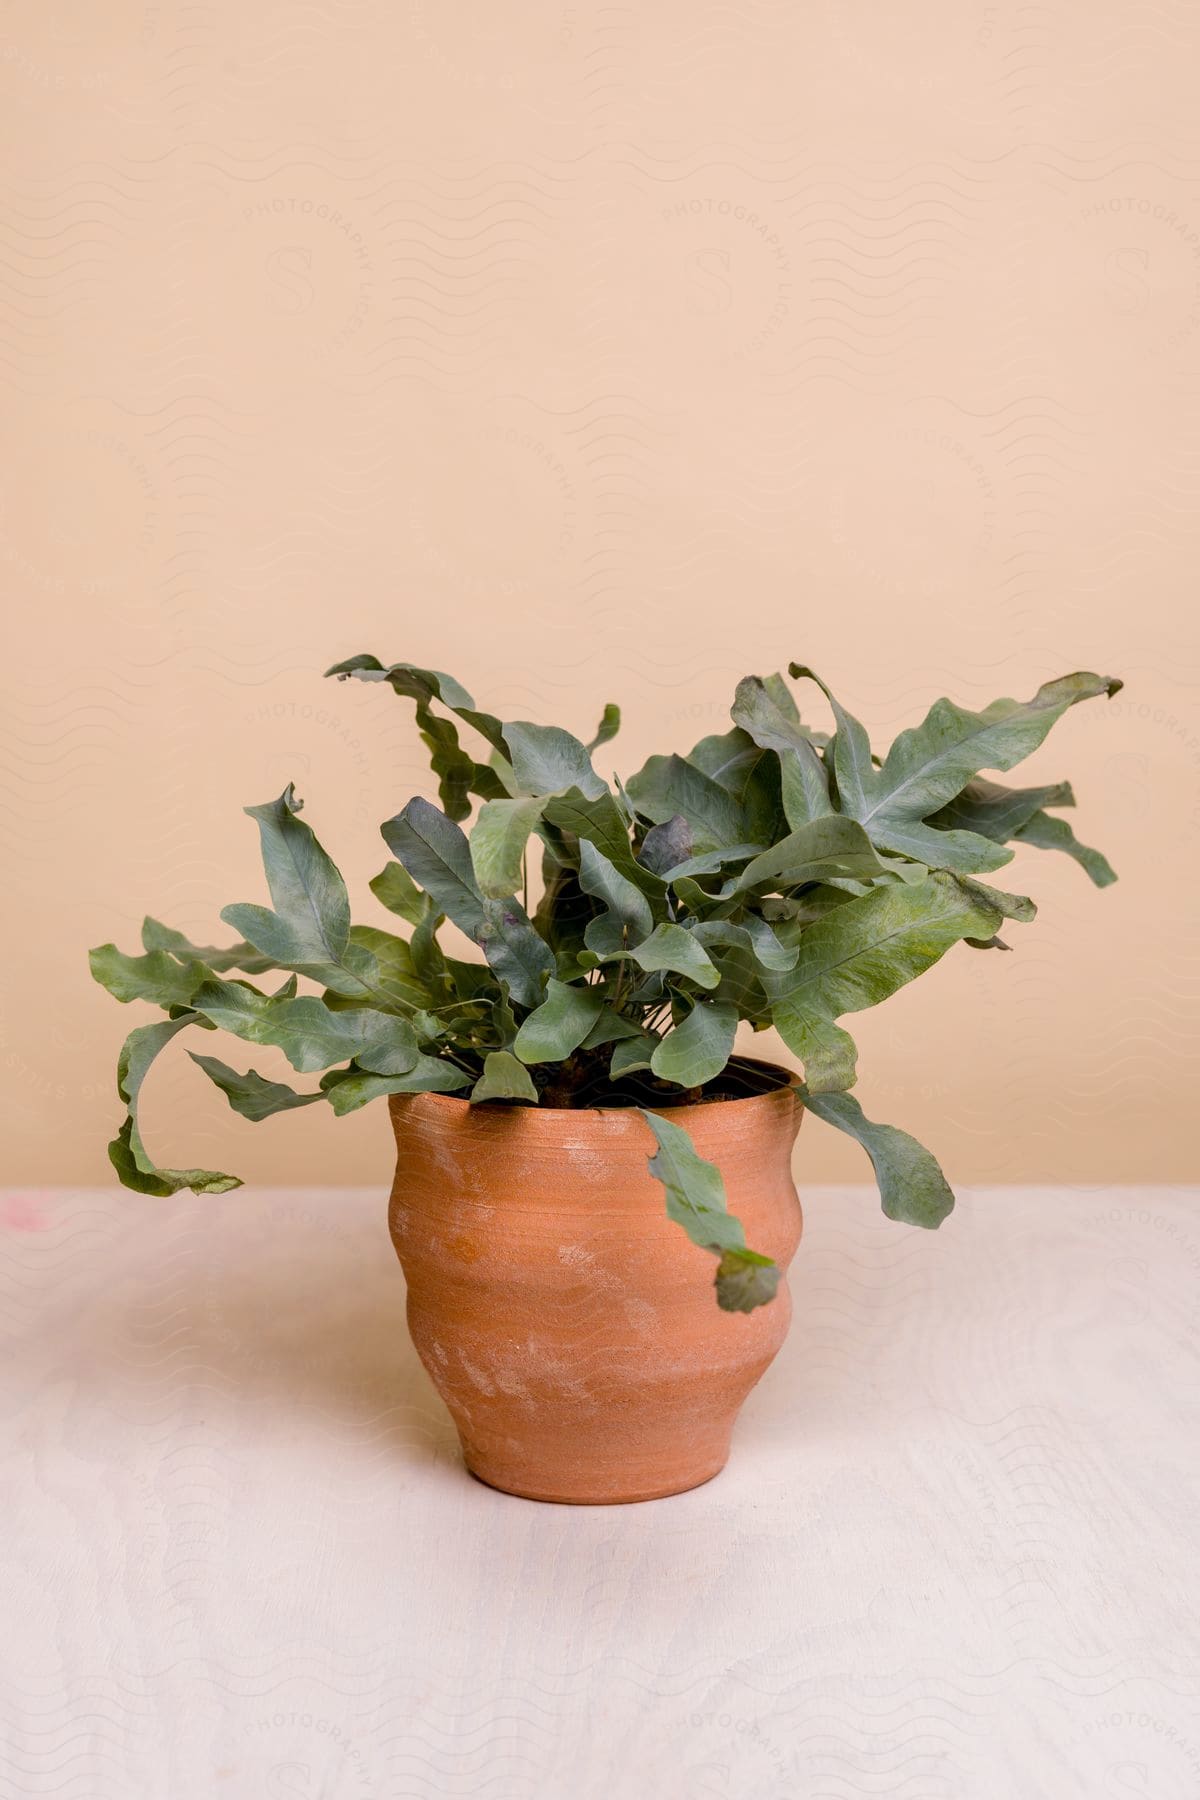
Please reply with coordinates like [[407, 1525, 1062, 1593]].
[[1, 3, 1196, 1188]]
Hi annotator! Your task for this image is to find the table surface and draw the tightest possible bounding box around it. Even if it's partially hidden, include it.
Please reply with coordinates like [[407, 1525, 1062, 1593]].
[[3, 1181, 1198, 1800]]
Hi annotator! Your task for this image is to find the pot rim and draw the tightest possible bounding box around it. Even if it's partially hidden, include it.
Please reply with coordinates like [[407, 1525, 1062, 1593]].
[[389, 1055, 802, 1128]]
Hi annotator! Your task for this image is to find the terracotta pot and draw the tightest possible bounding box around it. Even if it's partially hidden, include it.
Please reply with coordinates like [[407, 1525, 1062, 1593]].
[[386, 1065, 804, 1504]]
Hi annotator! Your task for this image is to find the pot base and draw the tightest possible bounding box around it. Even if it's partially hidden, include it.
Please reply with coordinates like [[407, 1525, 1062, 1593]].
[[463, 1452, 729, 1507]]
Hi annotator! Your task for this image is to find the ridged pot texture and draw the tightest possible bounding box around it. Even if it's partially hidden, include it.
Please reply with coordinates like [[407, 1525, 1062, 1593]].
[[387, 1073, 804, 1504]]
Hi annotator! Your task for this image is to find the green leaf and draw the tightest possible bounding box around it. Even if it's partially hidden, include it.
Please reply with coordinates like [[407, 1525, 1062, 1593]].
[[514, 978, 605, 1063], [369, 861, 428, 926], [190, 979, 420, 1075], [665, 845, 765, 881], [341, 925, 430, 1011], [952, 876, 1036, 923], [730, 816, 891, 895], [470, 1051, 538, 1104], [323, 1055, 473, 1115], [640, 1110, 747, 1253], [141, 917, 275, 975], [471, 796, 545, 898], [788, 665, 877, 816], [737, 911, 799, 973], [731, 674, 834, 829], [221, 784, 351, 969], [502, 722, 607, 800], [640, 1110, 778, 1311], [626, 755, 750, 852], [382, 794, 487, 929], [926, 776, 1075, 843], [580, 1006, 645, 1049], [326, 654, 507, 749], [628, 922, 720, 990], [792, 665, 1121, 874], [801, 1088, 956, 1228], [1012, 809, 1118, 887], [773, 1011, 858, 1093], [715, 1248, 781, 1313], [382, 796, 553, 1007], [541, 788, 664, 898], [587, 702, 621, 752], [475, 902, 556, 1013], [767, 872, 1002, 1090], [578, 839, 654, 954], [327, 656, 507, 820], [108, 1016, 242, 1196], [90, 946, 206, 1010], [651, 1000, 738, 1087], [610, 1034, 658, 1077], [690, 917, 797, 978], [187, 1053, 324, 1121], [684, 727, 767, 795]]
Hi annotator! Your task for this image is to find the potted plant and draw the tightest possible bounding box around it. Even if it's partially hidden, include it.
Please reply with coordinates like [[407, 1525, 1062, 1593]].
[[90, 656, 1120, 1503]]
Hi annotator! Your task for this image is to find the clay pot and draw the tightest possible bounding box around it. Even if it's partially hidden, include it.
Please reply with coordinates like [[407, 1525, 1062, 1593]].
[[386, 1066, 804, 1504]]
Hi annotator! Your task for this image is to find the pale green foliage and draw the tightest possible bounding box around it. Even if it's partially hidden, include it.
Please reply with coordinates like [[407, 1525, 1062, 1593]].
[[90, 655, 1121, 1311]]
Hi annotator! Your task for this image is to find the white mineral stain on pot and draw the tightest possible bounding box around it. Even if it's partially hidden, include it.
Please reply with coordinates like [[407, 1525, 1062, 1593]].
[[458, 1352, 495, 1396]]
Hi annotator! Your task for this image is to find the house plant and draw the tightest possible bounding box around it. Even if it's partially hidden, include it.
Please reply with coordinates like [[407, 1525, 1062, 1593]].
[[90, 656, 1120, 1502]]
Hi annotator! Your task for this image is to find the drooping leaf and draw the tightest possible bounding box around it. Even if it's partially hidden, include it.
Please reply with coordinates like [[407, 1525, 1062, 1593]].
[[326, 654, 507, 748], [801, 1088, 956, 1228], [187, 1053, 325, 1122], [502, 722, 607, 800], [715, 1248, 781, 1312], [369, 861, 428, 926], [650, 1000, 738, 1088], [470, 1051, 539, 1104], [189, 979, 420, 1075], [514, 978, 605, 1063], [108, 1016, 242, 1196], [578, 839, 654, 954], [322, 1055, 473, 1115], [767, 873, 1002, 1091], [587, 702, 621, 752], [90, 946, 207, 1010], [1012, 809, 1118, 887], [470, 796, 545, 898], [641, 1110, 748, 1253], [640, 1110, 778, 1312], [141, 917, 275, 975], [327, 655, 507, 819], [773, 1011, 858, 1093], [628, 922, 720, 991]]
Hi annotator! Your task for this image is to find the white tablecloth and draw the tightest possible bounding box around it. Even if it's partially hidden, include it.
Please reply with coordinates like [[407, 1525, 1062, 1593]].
[[3, 1182, 1198, 1798]]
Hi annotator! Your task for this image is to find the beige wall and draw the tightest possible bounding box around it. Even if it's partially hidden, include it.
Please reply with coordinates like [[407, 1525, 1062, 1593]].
[[1, 4, 1196, 1189]]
